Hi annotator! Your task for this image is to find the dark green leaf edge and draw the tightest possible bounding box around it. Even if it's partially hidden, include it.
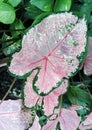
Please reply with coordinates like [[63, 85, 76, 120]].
[[32, 38, 88, 96], [33, 68, 67, 96], [8, 13, 88, 95]]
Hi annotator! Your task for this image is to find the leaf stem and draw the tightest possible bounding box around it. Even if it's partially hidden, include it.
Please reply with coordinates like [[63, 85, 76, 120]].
[[59, 95, 63, 116], [0, 78, 16, 105], [0, 57, 9, 68]]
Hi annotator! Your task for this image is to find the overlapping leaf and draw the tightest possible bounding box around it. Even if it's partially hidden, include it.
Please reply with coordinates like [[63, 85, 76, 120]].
[[79, 112, 92, 130], [9, 13, 87, 95], [24, 70, 68, 115], [29, 116, 41, 130], [42, 108, 81, 130], [0, 100, 26, 130]]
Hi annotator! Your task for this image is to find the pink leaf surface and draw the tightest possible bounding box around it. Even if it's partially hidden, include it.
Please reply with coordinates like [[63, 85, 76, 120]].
[[24, 70, 41, 107], [79, 112, 92, 130], [9, 13, 87, 94], [29, 116, 41, 130], [67, 104, 84, 110], [0, 100, 26, 130], [24, 70, 68, 115], [84, 37, 92, 75], [43, 80, 68, 115], [42, 108, 81, 130]]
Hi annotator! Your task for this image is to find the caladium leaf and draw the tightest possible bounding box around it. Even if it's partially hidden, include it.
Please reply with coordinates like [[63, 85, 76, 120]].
[[43, 80, 68, 116], [29, 116, 41, 130], [24, 70, 42, 108], [42, 108, 81, 130], [24, 70, 68, 115], [9, 13, 87, 95], [0, 100, 26, 130], [84, 37, 92, 75], [79, 112, 92, 130]]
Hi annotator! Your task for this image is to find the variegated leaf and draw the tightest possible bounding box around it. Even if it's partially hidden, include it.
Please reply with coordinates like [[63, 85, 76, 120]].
[[9, 13, 87, 94], [42, 108, 81, 130]]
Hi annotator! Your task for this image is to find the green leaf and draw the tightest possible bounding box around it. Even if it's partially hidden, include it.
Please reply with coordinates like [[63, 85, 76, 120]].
[[0, 2, 15, 24], [10, 19, 25, 36], [84, 0, 92, 3], [30, 0, 54, 12], [2, 34, 21, 56], [73, 11, 84, 19], [67, 86, 91, 107], [39, 116, 47, 127], [31, 12, 51, 27], [54, 0, 72, 12], [80, 3, 92, 13], [8, 0, 22, 7], [25, 4, 43, 20], [77, 108, 89, 117], [0, 0, 4, 2]]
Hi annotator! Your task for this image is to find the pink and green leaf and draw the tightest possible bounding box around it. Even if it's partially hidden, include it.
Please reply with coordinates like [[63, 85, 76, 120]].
[[24, 69, 42, 108], [42, 108, 81, 130], [79, 112, 92, 130], [43, 79, 68, 115], [29, 116, 41, 130], [24, 70, 68, 116], [9, 13, 87, 94], [0, 100, 26, 130]]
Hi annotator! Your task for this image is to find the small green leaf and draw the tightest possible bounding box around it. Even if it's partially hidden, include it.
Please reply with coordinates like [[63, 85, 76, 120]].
[[77, 108, 89, 117], [25, 4, 43, 20], [0, 2, 15, 24], [10, 19, 25, 36], [8, 0, 22, 7], [31, 12, 51, 27], [30, 0, 54, 12], [54, 0, 72, 12], [2, 34, 21, 56], [67, 86, 91, 107], [39, 116, 47, 127]]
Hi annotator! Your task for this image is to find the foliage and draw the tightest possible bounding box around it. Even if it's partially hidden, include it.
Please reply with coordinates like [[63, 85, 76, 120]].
[[0, 0, 92, 130], [0, 2, 15, 24]]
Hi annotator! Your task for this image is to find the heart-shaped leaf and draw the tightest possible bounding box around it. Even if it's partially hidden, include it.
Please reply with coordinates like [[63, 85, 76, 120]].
[[9, 13, 87, 95]]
